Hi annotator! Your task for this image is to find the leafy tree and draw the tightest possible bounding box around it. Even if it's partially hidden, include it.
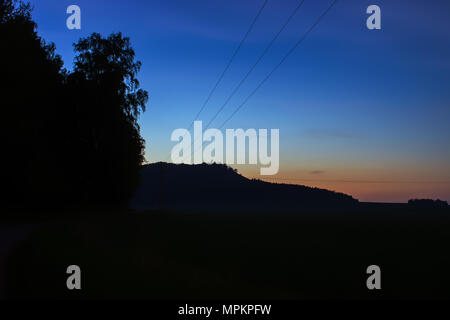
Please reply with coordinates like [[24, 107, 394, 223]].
[[66, 33, 149, 207], [1, 0, 148, 212], [1, 0, 66, 209], [0, 0, 31, 23], [73, 32, 148, 124]]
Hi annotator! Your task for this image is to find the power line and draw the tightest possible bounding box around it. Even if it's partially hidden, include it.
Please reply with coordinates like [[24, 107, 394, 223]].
[[185, 0, 307, 162], [259, 177, 450, 184], [219, 0, 338, 129], [204, 0, 306, 130], [165, 0, 268, 162], [187, 0, 269, 131]]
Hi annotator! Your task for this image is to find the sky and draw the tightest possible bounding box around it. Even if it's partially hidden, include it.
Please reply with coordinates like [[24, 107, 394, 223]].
[[27, 0, 450, 202]]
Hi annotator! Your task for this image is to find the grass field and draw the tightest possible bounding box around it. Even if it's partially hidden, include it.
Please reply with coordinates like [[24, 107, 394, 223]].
[[4, 206, 450, 299]]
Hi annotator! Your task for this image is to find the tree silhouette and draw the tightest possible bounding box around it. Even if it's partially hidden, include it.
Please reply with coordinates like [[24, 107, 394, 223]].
[[1, 0, 66, 210], [1, 0, 148, 212], [408, 199, 448, 209], [66, 33, 148, 207]]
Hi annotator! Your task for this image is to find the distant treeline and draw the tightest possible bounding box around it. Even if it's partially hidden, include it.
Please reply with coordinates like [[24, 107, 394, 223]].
[[1, 0, 148, 211], [408, 199, 448, 209]]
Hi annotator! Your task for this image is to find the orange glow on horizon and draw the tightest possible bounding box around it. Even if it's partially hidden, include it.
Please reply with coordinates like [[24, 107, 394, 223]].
[[233, 164, 450, 203]]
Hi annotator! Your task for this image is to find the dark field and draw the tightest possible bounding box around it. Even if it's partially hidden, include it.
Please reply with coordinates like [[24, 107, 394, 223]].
[[4, 205, 450, 299]]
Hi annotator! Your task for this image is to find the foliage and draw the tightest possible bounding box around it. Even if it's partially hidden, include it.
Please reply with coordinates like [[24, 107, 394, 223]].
[[0, 0, 148, 211]]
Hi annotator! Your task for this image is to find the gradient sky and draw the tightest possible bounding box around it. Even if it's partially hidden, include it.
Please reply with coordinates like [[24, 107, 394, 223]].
[[28, 0, 450, 202]]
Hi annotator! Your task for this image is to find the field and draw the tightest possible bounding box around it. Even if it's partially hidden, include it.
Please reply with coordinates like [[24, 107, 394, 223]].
[[4, 205, 450, 299]]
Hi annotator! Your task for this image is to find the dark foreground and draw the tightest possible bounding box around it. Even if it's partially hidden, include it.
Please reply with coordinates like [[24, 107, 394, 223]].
[[3, 204, 450, 299]]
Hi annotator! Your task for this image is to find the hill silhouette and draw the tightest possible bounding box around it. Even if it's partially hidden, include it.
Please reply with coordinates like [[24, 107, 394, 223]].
[[131, 162, 358, 212]]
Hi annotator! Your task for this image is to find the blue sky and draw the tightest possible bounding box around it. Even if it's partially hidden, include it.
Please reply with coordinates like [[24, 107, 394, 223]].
[[28, 0, 450, 201]]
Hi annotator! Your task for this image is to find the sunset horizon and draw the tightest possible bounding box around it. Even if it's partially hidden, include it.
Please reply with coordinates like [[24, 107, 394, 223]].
[[2, 0, 450, 304], [27, 0, 450, 203]]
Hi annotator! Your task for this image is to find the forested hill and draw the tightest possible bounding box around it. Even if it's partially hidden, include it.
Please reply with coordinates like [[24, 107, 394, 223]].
[[131, 162, 358, 212]]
